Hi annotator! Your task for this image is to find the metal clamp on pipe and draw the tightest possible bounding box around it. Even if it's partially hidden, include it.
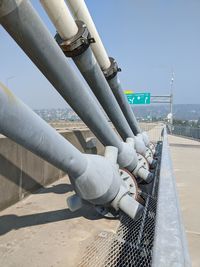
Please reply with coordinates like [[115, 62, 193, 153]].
[[55, 20, 95, 57], [103, 57, 121, 81]]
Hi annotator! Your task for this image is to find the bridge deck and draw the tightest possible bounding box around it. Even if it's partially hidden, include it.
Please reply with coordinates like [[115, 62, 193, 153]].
[[0, 176, 119, 267], [169, 135, 200, 267], [0, 131, 199, 267]]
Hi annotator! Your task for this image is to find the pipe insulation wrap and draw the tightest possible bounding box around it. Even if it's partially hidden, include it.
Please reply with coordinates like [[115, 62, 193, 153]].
[[0, 0, 123, 152], [66, 0, 111, 70], [40, 0, 78, 39]]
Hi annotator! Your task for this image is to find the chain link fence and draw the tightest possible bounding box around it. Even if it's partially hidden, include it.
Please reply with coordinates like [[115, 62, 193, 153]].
[[140, 123, 165, 143]]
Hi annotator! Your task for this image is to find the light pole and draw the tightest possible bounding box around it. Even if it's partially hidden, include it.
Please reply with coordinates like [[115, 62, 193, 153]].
[[170, 71, 174, 125]]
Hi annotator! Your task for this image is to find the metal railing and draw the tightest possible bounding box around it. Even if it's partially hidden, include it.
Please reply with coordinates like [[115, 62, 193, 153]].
[[172, 125, 200, 141], [78, 139, 163, 267], [78, 126, 191, 266], [152, 127, 191, 267], [140, 122, 164, 143]]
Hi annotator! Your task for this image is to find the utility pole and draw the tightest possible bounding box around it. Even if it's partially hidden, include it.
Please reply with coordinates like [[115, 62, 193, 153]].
[[170, 71, 174, 125]]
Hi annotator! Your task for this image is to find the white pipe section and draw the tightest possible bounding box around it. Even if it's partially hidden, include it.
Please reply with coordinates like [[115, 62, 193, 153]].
[[104, 146, 118, 165], [66, 0, 111, 70], [40, 0, 78, 39]]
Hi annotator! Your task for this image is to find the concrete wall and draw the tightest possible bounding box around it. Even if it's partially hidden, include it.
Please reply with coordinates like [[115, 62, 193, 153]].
[[0, 128, 104, 211]]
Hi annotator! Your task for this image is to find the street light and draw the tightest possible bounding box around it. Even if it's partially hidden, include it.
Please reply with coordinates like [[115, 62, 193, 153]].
[[170, 71, 174, 125]]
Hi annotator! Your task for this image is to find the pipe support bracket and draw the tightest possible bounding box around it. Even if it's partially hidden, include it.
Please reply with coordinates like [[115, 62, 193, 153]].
[[55, 20, 95, 57], [103, 57, 121, 81]]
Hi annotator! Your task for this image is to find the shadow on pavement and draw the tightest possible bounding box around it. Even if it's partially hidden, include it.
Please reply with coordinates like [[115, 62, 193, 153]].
[[35, 183, 73, 194], [0, 205, 101, 236]]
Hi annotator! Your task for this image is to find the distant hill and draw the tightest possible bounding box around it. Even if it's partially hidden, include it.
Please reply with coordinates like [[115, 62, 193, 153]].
[[35, 104, 200, 122], [132, 104, 200, 121]]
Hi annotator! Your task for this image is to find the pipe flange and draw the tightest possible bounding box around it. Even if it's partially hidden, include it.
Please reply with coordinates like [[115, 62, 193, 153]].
[[121, 169, 144, 205], [55, 20, 95, 57], [95, 169, 140, 218], [137, 153, 150, 170], [120, 169, 138, 199], [149, 142, 156, 155], [103, 57, 121, 81]]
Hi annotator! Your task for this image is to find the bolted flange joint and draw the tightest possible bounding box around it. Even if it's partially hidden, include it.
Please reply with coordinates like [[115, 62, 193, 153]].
[[103, 57, 121, 81], [133, 154, 154, 183], [149, 142, 156, 156], [55, 20, 95, 57], [141, 131, 156, 156]]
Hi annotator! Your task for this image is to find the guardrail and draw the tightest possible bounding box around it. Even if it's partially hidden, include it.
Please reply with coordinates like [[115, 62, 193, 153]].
[[152, 127, 191, 267], [140, 122, 164, 143], [78, 125, 191, 266]]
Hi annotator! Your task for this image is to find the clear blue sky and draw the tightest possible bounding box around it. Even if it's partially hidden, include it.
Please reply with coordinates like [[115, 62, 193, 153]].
[[1, 0, 200, 108]]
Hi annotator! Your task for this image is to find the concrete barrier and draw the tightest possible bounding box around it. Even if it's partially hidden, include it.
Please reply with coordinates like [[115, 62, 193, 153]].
[[0, 128, 104, 211]]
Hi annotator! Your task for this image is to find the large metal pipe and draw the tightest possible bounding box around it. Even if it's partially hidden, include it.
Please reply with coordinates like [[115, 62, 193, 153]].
[[41, 0, 134, 142], [0, 0, 153, 181], [0, 82, 86, 178], [0, 0, 120, 152], [40, 0, 155, 168], [72, 47, 135, 142], [66, 0, 146, 139], [41, 0, 78, 39], [0, 82, 142, 219], [107, 73, 141, 135], [66, 0, 110, 70]]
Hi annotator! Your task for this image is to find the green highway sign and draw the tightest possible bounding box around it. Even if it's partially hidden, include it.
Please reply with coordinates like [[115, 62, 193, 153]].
[[125, 92, 151, 105]]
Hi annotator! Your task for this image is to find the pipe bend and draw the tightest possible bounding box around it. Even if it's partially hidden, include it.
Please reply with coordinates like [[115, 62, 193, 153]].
[[117, 141, 138, 171]]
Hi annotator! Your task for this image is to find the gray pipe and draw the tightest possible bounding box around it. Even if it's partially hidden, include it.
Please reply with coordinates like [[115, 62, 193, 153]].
[[108, 73, 141, 135], [0, 82, 144, 219], [0, 0, 122, 152], [0, 0, 154, 181], [0, 82, 87, 178], [72, 47, 135, 141], [53, 19, 155, 166], [106, 67, 157, 163]]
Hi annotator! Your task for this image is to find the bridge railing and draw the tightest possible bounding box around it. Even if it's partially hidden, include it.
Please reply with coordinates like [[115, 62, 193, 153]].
[[152, 127, 191, 266], [172, 125, 200, 141], [140, 122, 165, 143]]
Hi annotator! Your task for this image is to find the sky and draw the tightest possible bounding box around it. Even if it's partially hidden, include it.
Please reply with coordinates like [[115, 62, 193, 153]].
[[1, 0, 200, 108]]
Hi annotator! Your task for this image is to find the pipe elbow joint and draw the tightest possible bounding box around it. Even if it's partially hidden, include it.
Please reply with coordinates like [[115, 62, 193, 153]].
[[69, 153, 121, 206], [142, 131, 150, 146], [117, 139, 138, 171], [135, 134, 147, 156]]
